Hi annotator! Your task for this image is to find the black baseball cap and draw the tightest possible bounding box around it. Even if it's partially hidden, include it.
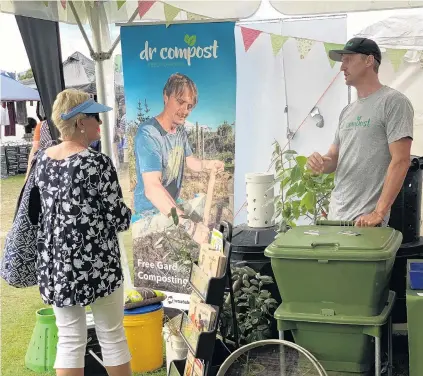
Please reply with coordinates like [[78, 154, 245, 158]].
[[329, 37, 382, 64]]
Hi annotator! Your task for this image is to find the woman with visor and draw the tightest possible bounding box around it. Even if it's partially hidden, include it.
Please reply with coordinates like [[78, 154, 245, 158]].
[[34, 89, 132, 376]]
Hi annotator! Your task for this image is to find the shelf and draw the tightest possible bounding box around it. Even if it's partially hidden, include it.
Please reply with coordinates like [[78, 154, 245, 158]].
[[169, 339, 231, 376], [189, 238, 233, 306], [189, 262, 227, 306], [179, 310, 219, 362]]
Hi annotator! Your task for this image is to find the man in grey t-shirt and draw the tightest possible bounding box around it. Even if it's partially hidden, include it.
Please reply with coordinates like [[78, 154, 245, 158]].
[[307, 38, 414, 227]]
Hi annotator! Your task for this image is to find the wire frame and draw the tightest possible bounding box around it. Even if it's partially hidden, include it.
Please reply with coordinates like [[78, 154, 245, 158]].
[[216, 339, 328, 376]]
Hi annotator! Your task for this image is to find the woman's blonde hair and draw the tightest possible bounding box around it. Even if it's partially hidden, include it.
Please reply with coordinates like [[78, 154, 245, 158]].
[[51, 89, 90, 139]]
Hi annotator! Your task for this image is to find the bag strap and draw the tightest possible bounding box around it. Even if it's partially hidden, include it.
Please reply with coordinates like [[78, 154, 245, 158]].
[[13, 150, 39, 221]]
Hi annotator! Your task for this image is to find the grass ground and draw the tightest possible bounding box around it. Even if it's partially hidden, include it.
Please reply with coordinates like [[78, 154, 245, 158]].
[[0, 173, 167, 376]]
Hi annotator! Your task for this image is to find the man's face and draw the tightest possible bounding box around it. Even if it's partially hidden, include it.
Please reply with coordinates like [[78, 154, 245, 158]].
[[340, 53, 372, 86], [163, 87, 195, 127]]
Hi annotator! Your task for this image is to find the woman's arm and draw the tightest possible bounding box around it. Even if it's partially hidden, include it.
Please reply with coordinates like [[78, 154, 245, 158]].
[[98, 155, 132, 232], [25, 123, 42, 180]]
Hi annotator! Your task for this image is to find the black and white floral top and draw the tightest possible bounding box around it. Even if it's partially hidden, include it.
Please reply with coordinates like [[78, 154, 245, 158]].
[[35, 149, 131, 307]]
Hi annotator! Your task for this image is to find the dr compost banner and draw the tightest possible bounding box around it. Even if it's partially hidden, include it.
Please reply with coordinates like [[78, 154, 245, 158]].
[[121, 21, 236, 310]]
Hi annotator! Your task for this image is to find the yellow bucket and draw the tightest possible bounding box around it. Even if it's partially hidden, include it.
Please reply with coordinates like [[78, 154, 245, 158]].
[[123, 303, 164, 373]]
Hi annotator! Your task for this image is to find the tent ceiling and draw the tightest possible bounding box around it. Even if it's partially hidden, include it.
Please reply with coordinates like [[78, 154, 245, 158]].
[[355, 13, 423, 48], [270, 1, 423, 15], [2, 0, 423, 24]]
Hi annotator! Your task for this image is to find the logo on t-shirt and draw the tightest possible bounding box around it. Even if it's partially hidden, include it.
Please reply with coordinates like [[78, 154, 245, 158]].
[[346, 115, 371, 129]]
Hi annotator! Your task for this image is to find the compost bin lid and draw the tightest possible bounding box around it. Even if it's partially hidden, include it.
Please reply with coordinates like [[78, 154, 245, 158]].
[[264, 224, 402, 261]]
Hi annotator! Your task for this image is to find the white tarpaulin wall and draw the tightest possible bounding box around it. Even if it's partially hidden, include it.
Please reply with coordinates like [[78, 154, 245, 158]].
[[356, 13, 423, 233], [234, 15, 348, 225]]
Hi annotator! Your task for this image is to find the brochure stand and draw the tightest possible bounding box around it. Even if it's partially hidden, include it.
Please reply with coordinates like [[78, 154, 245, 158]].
[[169, 221, 238, 376]]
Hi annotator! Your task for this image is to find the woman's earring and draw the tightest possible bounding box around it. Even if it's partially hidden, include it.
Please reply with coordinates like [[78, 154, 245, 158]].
[[81, 129, 85, 134]]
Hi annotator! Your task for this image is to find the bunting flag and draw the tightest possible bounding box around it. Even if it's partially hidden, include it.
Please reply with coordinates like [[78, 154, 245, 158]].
[[296, 38, 316, 59], [186, 11, 210, 21], [270, 34, 288, 56], [324, 42, 344, 68], [240, 27, 262, 52], [117, 0, 126, 10], [60, 0, 66, 9], [386, 48, 408, 72], [138, 0, 155, 18], [43, 1, 48, 6], [164, 3, 181, 26]]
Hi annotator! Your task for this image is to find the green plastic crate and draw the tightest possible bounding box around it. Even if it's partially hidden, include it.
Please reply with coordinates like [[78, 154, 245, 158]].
[[264, 221, 402, 316], [406, 260, 423, 376], [275, 290, 396, 374]]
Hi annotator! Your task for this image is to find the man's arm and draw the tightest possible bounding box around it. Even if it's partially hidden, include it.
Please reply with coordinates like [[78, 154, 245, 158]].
[[375, 138, 412, 218], [322, 144, 340, 174], [307, 144, 339, 175], [142, 171, 183, 216], [186, 156, 225, 173], [186, 155, 203, 172]]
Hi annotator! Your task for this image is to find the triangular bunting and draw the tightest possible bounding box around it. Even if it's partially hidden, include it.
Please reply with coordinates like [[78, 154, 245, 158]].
[[117, 0, 126, 10], [138, 0, 155, 18], [186, 11, 209, 21], [270, 34, 289, 56], [60, 0, 66, 9], [386, 48, 408, 72], [43, 1, 49, 6], [296, 38, 315, 59], [240, 27, 262, 52], [324, 42, 344, 68], [164, 3, 181, 27]]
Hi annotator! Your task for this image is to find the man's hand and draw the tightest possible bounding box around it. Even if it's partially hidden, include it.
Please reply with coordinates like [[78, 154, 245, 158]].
[[207, 160, 225, 173], [355, 211, 384, 227], [307, 152, 332, 175]]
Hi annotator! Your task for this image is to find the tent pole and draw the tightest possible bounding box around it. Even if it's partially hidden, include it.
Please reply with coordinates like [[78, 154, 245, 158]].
[[87, 8, 112, 158], [68, 1, 95, 57]]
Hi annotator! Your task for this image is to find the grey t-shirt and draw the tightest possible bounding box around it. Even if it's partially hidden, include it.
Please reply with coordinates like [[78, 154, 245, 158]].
[[328, 86, 414, 222]]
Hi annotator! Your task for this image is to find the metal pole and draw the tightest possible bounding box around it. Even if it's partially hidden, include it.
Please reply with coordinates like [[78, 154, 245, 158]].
[[88, 9, 112, 158]]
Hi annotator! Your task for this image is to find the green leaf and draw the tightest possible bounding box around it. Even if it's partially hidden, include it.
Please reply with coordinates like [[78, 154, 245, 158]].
[[285, 184, 298, 198], [184, 34, 197, 46], [301, 191, 316, 211], [295, 155, 307, 168], [283, 150, 297, 155], [290, 165, 302, 183], [296, 182, 306, 197], [169, 207, 179, 226]]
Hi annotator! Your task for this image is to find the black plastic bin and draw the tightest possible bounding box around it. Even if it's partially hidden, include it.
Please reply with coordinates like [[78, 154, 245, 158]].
[[389, 155, 423, 244]]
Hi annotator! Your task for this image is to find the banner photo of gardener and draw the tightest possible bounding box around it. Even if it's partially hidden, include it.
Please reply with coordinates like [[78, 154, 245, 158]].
[[121, 21, 236, 309]]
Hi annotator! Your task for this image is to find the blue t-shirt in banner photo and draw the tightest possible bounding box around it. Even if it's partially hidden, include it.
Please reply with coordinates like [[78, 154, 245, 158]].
[[133, 117, 193, 215]]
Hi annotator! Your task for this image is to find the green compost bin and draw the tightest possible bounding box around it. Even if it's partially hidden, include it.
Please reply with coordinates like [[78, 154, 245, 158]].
[[275, 290, 396, 374], [406, 259, 423, 376], [264, 221, 402, 316]]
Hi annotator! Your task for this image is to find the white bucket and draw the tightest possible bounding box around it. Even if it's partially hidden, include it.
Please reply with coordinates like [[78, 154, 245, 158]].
[[164, 325, 188, 373]]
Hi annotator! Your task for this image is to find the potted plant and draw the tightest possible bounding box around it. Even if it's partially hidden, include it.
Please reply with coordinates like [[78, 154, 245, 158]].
[[271, 141, 335, 233]]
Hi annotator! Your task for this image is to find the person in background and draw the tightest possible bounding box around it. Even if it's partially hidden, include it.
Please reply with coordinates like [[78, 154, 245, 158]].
[[132, 73, 225, 244], [307, 38, 413, 227], [26, 116, 52, 179], [25, 117, 37, 134], [34, 89, 132, 376]]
